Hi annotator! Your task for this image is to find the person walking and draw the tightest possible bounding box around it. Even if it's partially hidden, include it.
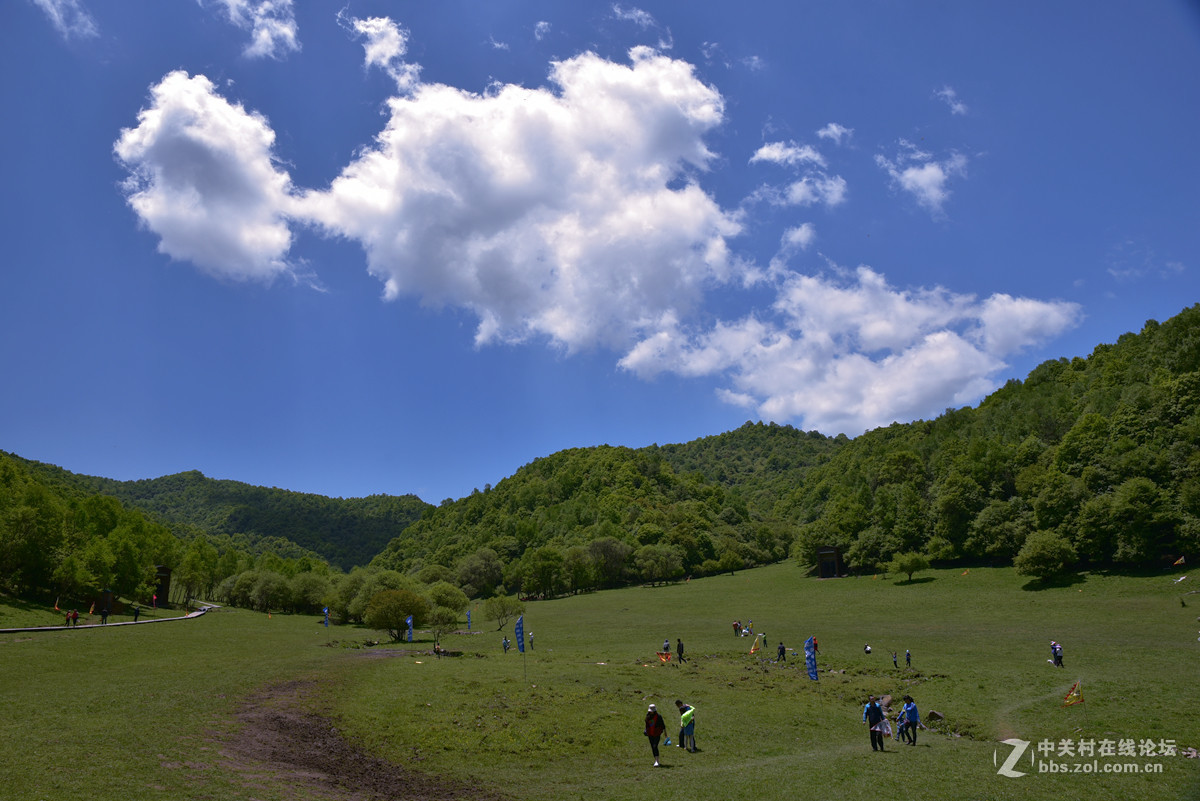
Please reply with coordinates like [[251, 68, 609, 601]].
[[502, 636, 510, 653], [777, 641, 786, 662], [70, 609, 78, 627], [863, 695, 886, 751], [132, 605, 140, 622], [645, 704, 666, 767], [905, 649, 910, 667], [675, 699, 697, 752], [663, 638, 671, 656], [1055, 642, 1064, 667], [892, 651, 898, 668], [902, 695, 920, 745], [676, 638, 686, 664]]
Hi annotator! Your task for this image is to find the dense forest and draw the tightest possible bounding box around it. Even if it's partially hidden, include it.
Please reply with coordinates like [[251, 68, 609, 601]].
[[3, 462, 430, 571], [368, 427, 838, 595], [2, 304, 1197, 610], [780, 305, 1199, 573]]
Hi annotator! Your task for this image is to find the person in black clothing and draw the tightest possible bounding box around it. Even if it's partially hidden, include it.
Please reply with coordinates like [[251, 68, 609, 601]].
[[644, 704, 666, 767], [863, 695, 886, 751], [676, 638, 686, 663], [777, 641, 786, 661]]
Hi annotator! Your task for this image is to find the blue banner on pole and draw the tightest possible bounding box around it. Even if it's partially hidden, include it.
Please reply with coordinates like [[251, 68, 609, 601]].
[[323, 607, 329, 628], [804, 636, 818, 680], [406, 614, 413, 642], [467, 609, 471, 631], [514, 615, 525, 653]]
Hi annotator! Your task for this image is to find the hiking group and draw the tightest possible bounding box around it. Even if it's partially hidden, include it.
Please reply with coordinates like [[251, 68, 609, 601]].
[[863, 694, 922, 751]]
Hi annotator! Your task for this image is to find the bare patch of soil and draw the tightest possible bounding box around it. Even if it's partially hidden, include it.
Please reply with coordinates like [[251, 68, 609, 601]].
[[215, 679, 508, 801]]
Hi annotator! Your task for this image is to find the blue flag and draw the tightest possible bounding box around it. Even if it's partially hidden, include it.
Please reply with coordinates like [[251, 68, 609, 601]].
[[515, 615, 525, 653], [804, 636, 818, 681], [406, 614, 414, 642], [467, 609, 471, 631], [323, 607, 329, 628]]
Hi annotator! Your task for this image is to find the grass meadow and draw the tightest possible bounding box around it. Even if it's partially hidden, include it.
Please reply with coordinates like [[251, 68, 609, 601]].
[[2, 563, 1197, 801]]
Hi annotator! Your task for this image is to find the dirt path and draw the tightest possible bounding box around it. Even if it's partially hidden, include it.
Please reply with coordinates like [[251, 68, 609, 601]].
[[214, 679, 510, 801]]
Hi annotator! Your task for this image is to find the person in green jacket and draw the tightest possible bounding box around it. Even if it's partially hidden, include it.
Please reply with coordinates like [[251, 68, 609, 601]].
[[674, 699, 697, 752]]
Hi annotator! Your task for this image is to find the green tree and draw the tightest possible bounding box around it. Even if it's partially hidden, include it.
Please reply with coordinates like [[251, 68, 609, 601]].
[[425, 580, 469, 614], [1014, 530, 1078, 581], [633, 544, 683, 586], [482, 595, 525, 631], [456, 547, 503, 598], [427, 606, 459, 646], [562, 545, 595, 594], [588, 537, 632, 588], [289, 571, 331, 614], [364, 589, 430, 641], [888, 551, 930, 582]]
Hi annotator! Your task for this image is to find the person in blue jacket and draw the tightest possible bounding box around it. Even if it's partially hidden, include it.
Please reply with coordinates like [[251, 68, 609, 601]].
[[863, 695, 886, 751], [902, 695, 920, 745]]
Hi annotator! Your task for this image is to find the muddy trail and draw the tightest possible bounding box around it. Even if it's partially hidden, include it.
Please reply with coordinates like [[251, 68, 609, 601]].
[[214, 679, 510, 801]]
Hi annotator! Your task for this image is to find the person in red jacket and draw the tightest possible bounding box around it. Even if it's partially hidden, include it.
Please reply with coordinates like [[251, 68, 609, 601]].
[[644, 703, 666, 767]]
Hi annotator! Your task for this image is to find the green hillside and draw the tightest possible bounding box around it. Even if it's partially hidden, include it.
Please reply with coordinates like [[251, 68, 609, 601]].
[[370, 425, 838, 590], [781, 304, 1200, 572], [5, 460, 431, 571]]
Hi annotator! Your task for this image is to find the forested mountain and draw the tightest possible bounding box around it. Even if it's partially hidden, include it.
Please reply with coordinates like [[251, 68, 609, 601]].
[[781, 305, 1200, 571], [370, 430, 836, 594], [3, 460, 431, 571]]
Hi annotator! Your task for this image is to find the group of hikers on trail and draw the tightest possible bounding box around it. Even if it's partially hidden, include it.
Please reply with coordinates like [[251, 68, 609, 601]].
[[643, 699, 697, 766]]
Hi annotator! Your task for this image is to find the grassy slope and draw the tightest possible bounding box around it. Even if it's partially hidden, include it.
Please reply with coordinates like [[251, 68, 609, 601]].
[[329, 564, 1199, 801], [2, 566, 1197, 801]]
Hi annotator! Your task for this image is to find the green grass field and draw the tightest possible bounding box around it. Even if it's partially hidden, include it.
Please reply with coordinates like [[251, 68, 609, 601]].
[[2, 564, 1197, 801]]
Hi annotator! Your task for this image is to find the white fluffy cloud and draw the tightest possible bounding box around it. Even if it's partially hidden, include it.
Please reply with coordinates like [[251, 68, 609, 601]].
[[114, 71, 297, 282], [114, 21, 1083, 438], [214, 0, 300, 59], [816, 122, 852, 144], [620, 266, 1080, 435], [750, 140, 846, 210], [342, 14, 420, 91], [781, 223, 816, 251], [876, 140, 967, 216], [296, 44, 739, 350], [750, 141, 825, 168]]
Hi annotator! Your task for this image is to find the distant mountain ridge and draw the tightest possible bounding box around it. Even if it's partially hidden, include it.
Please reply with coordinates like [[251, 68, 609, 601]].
[[2, 460, 431, 571]]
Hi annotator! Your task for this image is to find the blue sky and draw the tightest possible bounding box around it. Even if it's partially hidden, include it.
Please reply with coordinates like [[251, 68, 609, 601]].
[[2, 1, 1197, 504]]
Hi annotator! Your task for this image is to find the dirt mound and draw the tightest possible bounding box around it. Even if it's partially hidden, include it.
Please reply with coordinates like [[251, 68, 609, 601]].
[[216, 679, 508, 801]]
